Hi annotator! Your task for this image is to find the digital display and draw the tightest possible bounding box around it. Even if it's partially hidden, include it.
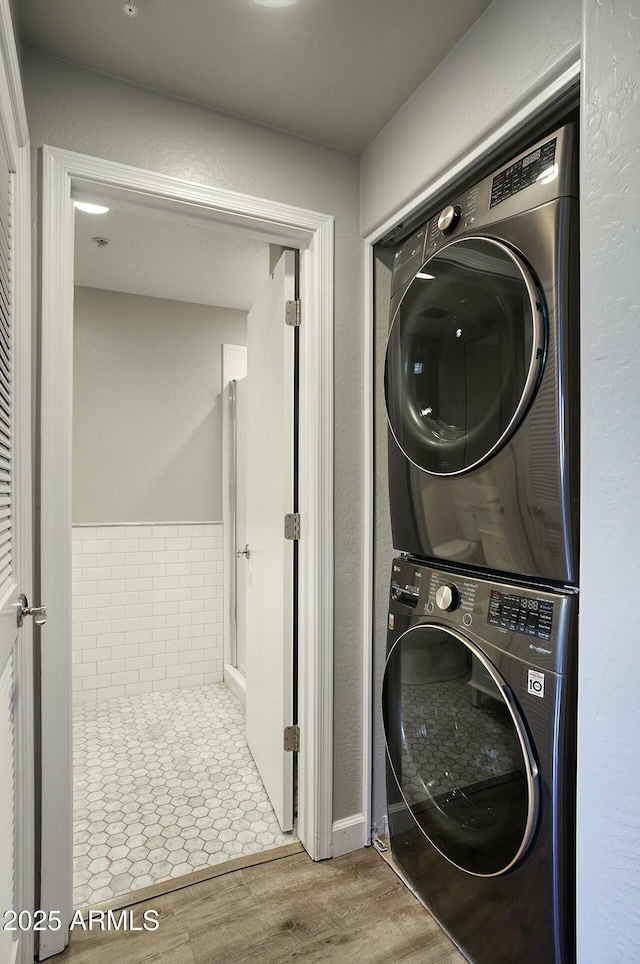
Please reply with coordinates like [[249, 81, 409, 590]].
[[490, 138, 557, 208], [522, 148, 541, 168], [487, 590, 553, 641]]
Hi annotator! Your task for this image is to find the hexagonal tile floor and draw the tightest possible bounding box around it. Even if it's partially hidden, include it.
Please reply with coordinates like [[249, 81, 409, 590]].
[[73, 683, 294, 907]]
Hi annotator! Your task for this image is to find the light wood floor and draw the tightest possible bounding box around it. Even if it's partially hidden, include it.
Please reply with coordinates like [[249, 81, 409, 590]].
[[58, 847, 465, 963]]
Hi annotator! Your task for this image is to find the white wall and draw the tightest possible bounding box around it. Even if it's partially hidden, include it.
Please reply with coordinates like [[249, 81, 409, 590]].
[[577, 2, 640, 959], [359, 0, 581, 235], [23, 50, 364, 823], [72, 523, 224, 703], [73, 286, 246, 524]]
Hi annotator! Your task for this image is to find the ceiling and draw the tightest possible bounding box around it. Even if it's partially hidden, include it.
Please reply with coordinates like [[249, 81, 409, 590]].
[[74, 204, 270, 310], [17, 0, 491, 153]]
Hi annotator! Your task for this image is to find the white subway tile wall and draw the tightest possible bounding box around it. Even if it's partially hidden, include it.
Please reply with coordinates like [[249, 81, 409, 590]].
[[72, 523, 224, 703]]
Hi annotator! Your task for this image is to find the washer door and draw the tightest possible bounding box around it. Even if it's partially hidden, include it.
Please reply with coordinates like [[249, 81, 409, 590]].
[[383, 625, 539, 876], [384, 237, 544, 475]]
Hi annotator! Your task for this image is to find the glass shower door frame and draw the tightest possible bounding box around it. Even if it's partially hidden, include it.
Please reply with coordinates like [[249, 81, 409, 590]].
[[231, 376, 248, 676]]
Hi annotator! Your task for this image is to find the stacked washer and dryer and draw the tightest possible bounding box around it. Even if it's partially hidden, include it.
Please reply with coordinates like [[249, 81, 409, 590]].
[[382, 124, 579, 964]]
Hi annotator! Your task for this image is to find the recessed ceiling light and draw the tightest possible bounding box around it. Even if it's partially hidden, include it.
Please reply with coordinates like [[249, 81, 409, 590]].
[[74, 201, 110, 214], [255, 0, 297, 7], [123, 2, 138, 16]]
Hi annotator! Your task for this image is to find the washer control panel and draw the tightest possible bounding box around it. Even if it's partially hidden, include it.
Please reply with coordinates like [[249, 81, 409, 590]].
[[390, 560, 425, 608], [487, 590, 553, 641], [387, 557, 576, 675], [435, 583, 459, 612], [428, 570, 477, 614]]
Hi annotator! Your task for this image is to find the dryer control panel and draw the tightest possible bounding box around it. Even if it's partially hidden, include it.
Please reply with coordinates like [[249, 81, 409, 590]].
[[490, 137, 557, 208], [389, 123, 574, 297]]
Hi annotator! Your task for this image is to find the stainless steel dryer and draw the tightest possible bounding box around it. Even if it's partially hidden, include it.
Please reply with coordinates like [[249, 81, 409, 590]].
[[383, 556, 577, 964], [385, 124, 579, 585]]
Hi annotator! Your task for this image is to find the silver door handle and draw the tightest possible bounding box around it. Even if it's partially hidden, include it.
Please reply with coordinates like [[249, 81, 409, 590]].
[[17, 593, 48, 627], [236, 544, 251, 559]]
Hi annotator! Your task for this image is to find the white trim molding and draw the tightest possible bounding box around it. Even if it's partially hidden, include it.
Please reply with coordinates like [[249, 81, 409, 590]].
[[366, 49, 581, 242], [360, 55, 581, 859], [13, 141, 35, 964], [38, 144, 75, 961], [296, 215, 335, 861], [361, 239, 375, 848], [332, 814, 367, 858], [0, 2, 28, 148], [39, 146, 335, 954]]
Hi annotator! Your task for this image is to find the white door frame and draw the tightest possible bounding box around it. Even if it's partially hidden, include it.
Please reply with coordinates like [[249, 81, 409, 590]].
[[0, 5, 34, 964], [39, 146, 334, 955], [360, 55, 581, 844]]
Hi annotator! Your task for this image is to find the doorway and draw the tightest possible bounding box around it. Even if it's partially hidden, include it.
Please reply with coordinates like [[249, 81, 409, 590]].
[[38, 147, 334, 958], [69, 204, 300, 906]]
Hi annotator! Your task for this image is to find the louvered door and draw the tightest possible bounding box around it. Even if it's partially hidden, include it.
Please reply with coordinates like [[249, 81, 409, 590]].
[[0, 140, 13, 609], [0, 126, 20, 964]]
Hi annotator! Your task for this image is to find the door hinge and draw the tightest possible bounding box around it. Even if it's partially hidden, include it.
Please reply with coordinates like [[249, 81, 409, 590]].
[[284, 725, 300, 752], [285, 299, 301, 327], [284, 512, 300, 541]]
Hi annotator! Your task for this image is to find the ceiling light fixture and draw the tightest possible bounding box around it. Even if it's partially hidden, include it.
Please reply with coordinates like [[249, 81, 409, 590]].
[[74, 201, 110, 214], [255, 0, 297, 7], [123, 2, 138, 16]]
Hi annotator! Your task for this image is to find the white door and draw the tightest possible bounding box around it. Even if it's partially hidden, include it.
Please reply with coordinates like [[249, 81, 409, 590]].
[[0, 44, 33, 964], [244, 250, 296, 833]]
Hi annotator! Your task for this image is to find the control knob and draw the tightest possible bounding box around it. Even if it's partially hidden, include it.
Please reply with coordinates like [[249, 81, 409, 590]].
[[435, 583, 460, 612], [437, 204, 462, 236]]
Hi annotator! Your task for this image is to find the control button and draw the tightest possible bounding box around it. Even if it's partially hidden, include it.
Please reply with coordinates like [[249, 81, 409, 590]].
[[437, 204, 462, 236], [462, 613, 473, 626], [464, 215, 476, 228], [426, 601, 435, 614], [435, 584, 460, 612]]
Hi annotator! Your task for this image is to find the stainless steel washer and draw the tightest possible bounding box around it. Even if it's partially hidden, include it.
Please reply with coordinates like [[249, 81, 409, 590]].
[[383, 556, 577, 963]]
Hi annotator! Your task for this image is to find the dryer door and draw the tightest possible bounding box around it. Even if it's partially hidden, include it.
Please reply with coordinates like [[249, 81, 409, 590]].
[[383, 624, 539, 877], [384, 237, 544, 475]]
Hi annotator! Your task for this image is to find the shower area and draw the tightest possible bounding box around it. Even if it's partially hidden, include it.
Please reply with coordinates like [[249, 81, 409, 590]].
[[71, 211, 294, 909]]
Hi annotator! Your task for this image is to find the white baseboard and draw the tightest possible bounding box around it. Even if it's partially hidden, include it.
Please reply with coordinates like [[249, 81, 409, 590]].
[[224, 664, 246, 709], [332, 813, 367, 857]]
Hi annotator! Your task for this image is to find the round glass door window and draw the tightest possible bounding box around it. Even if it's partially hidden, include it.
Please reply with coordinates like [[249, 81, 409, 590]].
[[382, 625, 538, 876], [384, 237, 544, 475]]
